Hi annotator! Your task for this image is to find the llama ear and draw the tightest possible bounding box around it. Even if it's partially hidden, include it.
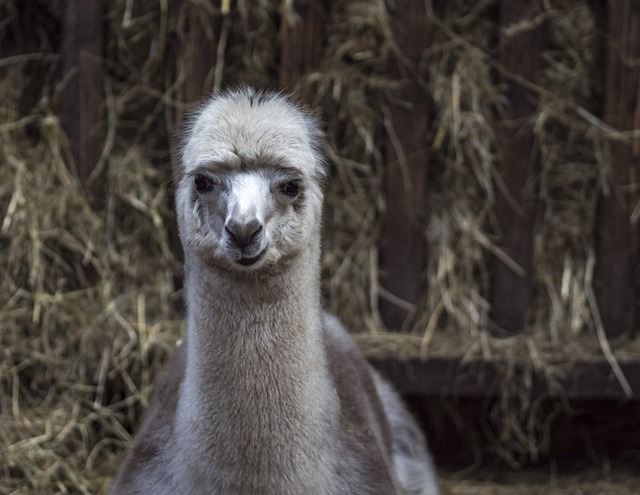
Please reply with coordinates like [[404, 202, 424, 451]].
[[303, 113, 332, 185], [170, 106, 200, 187]]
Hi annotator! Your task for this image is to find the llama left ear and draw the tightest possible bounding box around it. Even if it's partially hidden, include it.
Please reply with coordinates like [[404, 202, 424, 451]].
[[303, 114, 329, 177], [304, 129, 331, 186]]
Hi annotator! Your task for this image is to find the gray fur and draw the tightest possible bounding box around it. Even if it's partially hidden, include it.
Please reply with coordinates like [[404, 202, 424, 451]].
[[109, 87, 439, 495]]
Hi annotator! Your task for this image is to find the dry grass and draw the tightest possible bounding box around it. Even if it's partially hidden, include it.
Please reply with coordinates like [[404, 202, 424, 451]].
[[301, 0, 396, 335], [0, 67, 181, 492], [533, 0, 602, 343], [1, 0, 638, 492], [417, 0, 499, 352]]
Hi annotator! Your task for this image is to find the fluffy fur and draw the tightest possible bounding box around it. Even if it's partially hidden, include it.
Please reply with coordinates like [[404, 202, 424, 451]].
[[109, 87, 439, 494]]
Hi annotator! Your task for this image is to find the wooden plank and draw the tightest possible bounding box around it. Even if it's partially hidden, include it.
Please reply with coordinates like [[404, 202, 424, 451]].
[[61, 0, 104, 195], [596, 0, 640, 339], [278, 0, 328, 93], [371, 357, 640, 401], [380, 0, 431, 331], [489, 0, 541, 335], [406, 385, 640, 464], [176, 6, 222, 113], [372, 357, 498, 398], [10, 2, 55, 112]]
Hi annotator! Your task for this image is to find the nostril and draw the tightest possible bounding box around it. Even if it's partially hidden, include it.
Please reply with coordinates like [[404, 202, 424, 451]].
[[224, 225, 238, 245], [225, 220, 263, 248], [249, 225, 263, 243]]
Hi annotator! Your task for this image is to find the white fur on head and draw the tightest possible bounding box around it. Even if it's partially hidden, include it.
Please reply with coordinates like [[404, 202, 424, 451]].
[[174, 87, 327, 274], [177, 87, 327, 181]]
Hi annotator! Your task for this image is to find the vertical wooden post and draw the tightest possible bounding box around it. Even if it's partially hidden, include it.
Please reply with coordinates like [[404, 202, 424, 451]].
[[61, 0, 104, 195], [176, 7, 222, 116], [489, 0, 541, 335], [279, 0, 328, 93], [380, 0, 431, 331], [596, 0, 640, 339]]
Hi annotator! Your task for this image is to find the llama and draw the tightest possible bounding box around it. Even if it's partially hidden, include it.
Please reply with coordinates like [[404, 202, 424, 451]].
[[109, 87, 439, 495]]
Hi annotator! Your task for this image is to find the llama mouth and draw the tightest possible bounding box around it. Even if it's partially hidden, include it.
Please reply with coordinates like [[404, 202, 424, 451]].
[[236, 247, 267, 267]]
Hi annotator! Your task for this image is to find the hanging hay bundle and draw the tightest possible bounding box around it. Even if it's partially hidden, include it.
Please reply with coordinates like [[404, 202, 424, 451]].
[[486, 0, 606, 468], [301, 0, 395, 336], [417, 0, 500, 355], [532, 0, 601, 343]]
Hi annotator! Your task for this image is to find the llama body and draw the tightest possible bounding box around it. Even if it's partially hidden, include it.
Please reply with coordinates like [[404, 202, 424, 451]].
[[110, 88, 439, 495]]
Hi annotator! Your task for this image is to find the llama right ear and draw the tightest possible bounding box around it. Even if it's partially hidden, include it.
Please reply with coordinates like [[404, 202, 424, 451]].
[[169, 121, 190, 187], [170, 95, 215, 185]]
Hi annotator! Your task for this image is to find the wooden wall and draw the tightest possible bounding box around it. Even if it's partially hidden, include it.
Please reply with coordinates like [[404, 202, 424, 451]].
[[58, 0, 640, 400]]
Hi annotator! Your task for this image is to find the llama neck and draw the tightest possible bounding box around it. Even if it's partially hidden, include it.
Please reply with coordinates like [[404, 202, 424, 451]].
[[176, 245, 339, 490], [183, 246, 324, 381]]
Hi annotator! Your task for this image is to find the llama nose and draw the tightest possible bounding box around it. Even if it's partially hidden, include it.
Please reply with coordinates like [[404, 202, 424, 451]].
[[225, 218, 263, 248]]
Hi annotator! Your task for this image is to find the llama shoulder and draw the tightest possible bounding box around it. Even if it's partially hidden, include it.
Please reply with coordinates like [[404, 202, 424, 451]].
[[321, 312, 395, 465]]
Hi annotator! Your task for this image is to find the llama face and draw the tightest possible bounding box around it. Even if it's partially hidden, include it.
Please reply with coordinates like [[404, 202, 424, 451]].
[[175, 89, 326, 273]]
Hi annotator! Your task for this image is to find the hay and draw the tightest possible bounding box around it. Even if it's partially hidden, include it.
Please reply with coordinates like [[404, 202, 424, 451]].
[[1, 0, 639, 492], [0, 3, 182, 492], [370, 0, 639, 468], [300, 0, 395, 335], [533, 0, 601, 343], [0, 66, 181, 492], [416, 0, 499, 352]]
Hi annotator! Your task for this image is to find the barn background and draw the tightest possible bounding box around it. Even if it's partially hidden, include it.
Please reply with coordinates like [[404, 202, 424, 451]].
[[1, 0, 640, 493]]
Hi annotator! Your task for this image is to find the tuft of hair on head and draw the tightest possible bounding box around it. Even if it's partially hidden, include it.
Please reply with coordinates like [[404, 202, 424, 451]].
[[172, 86, 330, 188]]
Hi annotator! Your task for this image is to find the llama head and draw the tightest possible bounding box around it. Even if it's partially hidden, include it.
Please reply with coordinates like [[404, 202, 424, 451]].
[[174, 87, 327, 274]]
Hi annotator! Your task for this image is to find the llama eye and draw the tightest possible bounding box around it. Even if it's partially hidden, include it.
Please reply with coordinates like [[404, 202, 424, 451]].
[[194, 174, 214, 193], [280, 181, 300, 198]]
